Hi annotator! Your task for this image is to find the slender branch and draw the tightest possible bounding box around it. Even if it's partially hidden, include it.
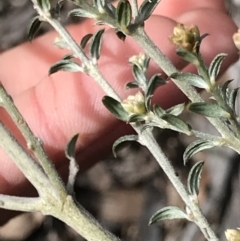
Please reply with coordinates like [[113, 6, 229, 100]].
[[51, 196, 121, 241], [139, 129, 218, 241], [0, 122, 49, 195], [0, 195, 42, 212], [0, 83, 67, 199]]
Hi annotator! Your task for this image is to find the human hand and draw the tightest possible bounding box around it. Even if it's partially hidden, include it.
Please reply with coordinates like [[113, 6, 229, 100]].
[[0, 0, 238, 224]]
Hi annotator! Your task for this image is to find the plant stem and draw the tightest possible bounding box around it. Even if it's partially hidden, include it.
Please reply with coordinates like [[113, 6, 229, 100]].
[[139, 129, 218, 241], [0, 83, 67, 199], [0, 122, 49, 195], [131, 27, 240, 152], [29, 2, 221, 240], [51, 196, 121, 241], [0, 195, 42, 212]]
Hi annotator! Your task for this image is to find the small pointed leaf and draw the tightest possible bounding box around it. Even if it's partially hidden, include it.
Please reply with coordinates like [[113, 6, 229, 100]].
[[27, 16, 41, 42], [208, 53, 227, 82], [228, 88, 239, 113], [161, 114, 191, 135], [220, 79, 233, 102], [153, 105, 165, 117], [116, 0, 132, 29], [112, 135, 138, 157], [187, 161, 204, 196], [166, 103, 185, 116], [65, 134, 79, 160], [127, 114, 146, 123], [170, 72, 207, 89], [149, 206, 187, 225], [62, 53, 74, 60], [102, 96, 129, 121], [94, 0, 106, 12], [37, 0, 51, 12], [132, 65, 147, 86], [183, 139, 216, 165], [89, 29, 105, 61], [68, 9, 97, 19], [176, 47, 199, 64], [126, 81, 140, 89], [146, 74, 166, 97], [49, 60, 82, 75], [80, 33, 93, 49], [144, 95, 152, 111], [115, 30, 126, 41], [137, 0, 160, 22], [188, 102, 229, 118]]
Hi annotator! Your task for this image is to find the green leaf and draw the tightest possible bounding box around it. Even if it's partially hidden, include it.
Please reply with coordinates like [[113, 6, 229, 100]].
[[149, 206, 187, 225], [153, 105, 165, 117], [129, 54, 150, 72], [37, 0, 51, 12], [65, 134, 79, 160], [170, 72, 207, 89], [89, 29, 105, 61], [188, 102, 229, 118], [49, 60, 82, 75], [104, 3, 116, 17], [144, 95, 152, 111], [62, 53, 75, 60], [183, 139, 216, 165], [127, 114, 146, 123], [166, 103, 185, 116], [116, 0, 132, 29], [176, 47, 199, 64], [102, 96, 129, 121], [187, 161, 204, 196], [115, 30, 126, 41], [208, 53, 227, 82], [146, 74, 166, 97], [220, 79, 233, 102], [93, 0, 106, 12], [27, 16, 41, 42], [132, 65, 147, 86], [228, 88, 239, 113], [126, 81, 140, 89], [65, 134, 79, 194], [112, 135, 138, 157], [68, 9, 97, 19], [161, 114, 191, 135], [80, 33, 93, 49], [137, 0, 161, 23]]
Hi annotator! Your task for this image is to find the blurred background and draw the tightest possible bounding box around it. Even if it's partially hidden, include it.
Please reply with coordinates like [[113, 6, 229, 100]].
[[0, 1, 239, 241]]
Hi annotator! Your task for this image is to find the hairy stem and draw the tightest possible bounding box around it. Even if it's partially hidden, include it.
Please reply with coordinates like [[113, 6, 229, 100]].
[[132, 27, 240, 152], [0, 83, 67, 199]]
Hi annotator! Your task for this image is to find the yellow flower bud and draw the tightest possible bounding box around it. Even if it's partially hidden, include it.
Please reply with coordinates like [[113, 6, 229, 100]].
[[225, 229, 240, 241], [169, 24, 201, 53], [129, 53, 147, 67], [121, 91, 147, 115], [233, 29, 240, 51]]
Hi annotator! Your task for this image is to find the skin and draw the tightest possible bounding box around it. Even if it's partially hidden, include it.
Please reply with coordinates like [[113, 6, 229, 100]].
[[0, 0, 238, 224]]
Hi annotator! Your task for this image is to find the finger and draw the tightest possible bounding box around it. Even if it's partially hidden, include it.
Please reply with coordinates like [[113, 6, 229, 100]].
[[149, 0, 226, 18], [0, 19, 99, 96]]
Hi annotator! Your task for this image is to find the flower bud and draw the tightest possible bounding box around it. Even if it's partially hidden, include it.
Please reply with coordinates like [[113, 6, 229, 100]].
[[225, 229, 240, 241], [233, 29, 240, 51], [129, 53, 147, 66], [121, 91, 147, 114], [169, 24, 201, 53]]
